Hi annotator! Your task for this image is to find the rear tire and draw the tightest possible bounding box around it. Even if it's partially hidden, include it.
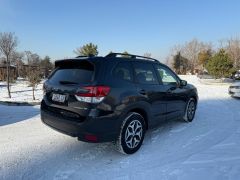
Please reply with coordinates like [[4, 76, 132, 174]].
[[183, 98, 196, 122], [115, 112, 146, 154]]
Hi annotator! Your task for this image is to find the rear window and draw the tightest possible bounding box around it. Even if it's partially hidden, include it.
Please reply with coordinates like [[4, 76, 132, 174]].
[[49, 60, 94, 84]]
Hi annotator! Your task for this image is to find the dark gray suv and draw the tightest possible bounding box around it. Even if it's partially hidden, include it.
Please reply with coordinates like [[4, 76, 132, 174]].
[[41, 53, 198, 154]]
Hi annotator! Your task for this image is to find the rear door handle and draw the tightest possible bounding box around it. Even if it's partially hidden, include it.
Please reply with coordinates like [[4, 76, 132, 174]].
[[139, 89, 147, 95]]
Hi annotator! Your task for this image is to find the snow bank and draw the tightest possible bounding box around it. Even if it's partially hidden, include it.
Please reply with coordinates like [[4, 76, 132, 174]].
[[0, 79, 44, 103], [1, 75, 240, 180]]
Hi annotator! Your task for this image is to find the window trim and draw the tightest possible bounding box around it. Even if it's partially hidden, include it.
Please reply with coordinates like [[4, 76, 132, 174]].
[[49, 60, 97, 82], [112, 61, 134, 82], [153, 64, 181, 86], [132, 61, 160, 85]]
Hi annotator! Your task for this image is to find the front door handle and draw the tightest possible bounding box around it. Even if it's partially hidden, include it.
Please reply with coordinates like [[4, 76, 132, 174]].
[[166, 89, 172, 94], [167, 87, 176, 94], [139, 89, 147, 95]]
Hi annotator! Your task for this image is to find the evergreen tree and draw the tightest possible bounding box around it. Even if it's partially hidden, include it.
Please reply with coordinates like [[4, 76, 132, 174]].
[[40, 56, 53, 78], [173, 52, 181, 74], [74, 43, 98, 56], [206, 49, 234, 78], [172, 52, 190, 74], [121, 51, 130, 58], [198, 49, 212, 68]]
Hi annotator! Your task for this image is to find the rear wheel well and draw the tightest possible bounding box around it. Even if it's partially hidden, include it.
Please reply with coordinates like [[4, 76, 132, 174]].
[[129, 108, 148, 130]]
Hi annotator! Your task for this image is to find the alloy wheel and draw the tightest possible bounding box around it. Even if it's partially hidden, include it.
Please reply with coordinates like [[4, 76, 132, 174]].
[[187, 100, 195, 121], [124, 120, 143, 149]]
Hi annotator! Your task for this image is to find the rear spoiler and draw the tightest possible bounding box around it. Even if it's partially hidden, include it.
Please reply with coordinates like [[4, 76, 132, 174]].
[[55, 59, 74, 68], [54, 59, 95, 71]]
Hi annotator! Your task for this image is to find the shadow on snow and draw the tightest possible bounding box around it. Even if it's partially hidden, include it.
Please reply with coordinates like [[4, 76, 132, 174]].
[[0, 105, 40, 126]]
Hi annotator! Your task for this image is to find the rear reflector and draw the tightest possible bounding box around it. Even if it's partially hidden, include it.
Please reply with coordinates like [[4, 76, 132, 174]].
[[85, 134, 98, 142], [75, 86, 110, 103]]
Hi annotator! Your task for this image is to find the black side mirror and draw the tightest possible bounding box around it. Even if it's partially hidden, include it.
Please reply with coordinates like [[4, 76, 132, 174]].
[[180, 80, 187, 86]]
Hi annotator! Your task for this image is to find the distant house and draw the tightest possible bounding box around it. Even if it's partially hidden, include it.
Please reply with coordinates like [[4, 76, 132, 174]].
[[18, 64, 39, 78], [0, 63, 52, 81], [20, 65, 52, 78], [0, 65, 17, 81]]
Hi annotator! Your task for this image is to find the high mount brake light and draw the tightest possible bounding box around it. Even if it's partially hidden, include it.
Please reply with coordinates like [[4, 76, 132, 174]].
[[75, 86, 110, 103]]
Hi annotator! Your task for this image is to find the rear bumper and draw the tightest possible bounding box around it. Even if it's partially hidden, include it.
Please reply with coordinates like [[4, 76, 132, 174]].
[[41, 102, 119, 143]]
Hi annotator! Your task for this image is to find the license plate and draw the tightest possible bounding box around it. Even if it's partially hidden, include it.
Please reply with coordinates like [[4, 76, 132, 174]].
[[52, 94, 66, 103]]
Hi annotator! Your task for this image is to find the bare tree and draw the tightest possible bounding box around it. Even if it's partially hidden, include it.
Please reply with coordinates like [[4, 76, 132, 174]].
[[218, 38, 227, 49], [29, 53, 40, 66], [11, 51, 24, 77], [25, 51, 32, 75], [225, 37, 240, 69], [0, 32, 18, 98], [182, 39, 204, 72], [25, 51, 31, 63], [171, 39, 212, 73], [143, 53, 151, 58], [23, 51, 41, 77], [40, 56, 53, 78], [27, 68, 41, 100], [165, 55, 172, 67]]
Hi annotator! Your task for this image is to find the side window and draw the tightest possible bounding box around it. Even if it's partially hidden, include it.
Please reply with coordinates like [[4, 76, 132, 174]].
[[155, 65, 179, 85], [113, 62, 133, 81], [133, 62, 158, 85]]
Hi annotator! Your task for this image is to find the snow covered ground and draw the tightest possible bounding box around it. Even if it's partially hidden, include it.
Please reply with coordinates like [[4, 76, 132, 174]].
[[1, 75, 240, 180], [0, 79, 43, 103]]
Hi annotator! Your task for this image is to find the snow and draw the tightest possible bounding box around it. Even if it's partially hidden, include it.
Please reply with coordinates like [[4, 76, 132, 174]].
[[0, 79, 43, 103], [1, 75, 240, 180]]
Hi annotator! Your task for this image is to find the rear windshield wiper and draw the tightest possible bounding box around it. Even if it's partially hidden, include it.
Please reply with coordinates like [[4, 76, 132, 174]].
[[59, 81, 78, 85]]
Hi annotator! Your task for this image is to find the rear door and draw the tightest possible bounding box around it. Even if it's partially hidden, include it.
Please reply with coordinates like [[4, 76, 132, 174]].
[[133, 61, 167, 125], [154, 64, 187, 120]]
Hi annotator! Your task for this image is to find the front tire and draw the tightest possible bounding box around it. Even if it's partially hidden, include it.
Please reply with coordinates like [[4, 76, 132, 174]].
[[183, 98, 196, 122], [115, 112, 146, 154]]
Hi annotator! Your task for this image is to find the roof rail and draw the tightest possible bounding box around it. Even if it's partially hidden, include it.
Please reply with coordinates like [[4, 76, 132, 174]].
[[105, 52, 159, 62], [75, 54, 95, 58], [75, 55, 88, 58]]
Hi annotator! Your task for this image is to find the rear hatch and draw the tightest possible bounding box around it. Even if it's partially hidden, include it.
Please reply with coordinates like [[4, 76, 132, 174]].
[[43, 58, 108, 119]]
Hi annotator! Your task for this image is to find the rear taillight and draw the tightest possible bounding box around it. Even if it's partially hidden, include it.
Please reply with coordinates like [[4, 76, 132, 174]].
[[75, 86, 110, 103]]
